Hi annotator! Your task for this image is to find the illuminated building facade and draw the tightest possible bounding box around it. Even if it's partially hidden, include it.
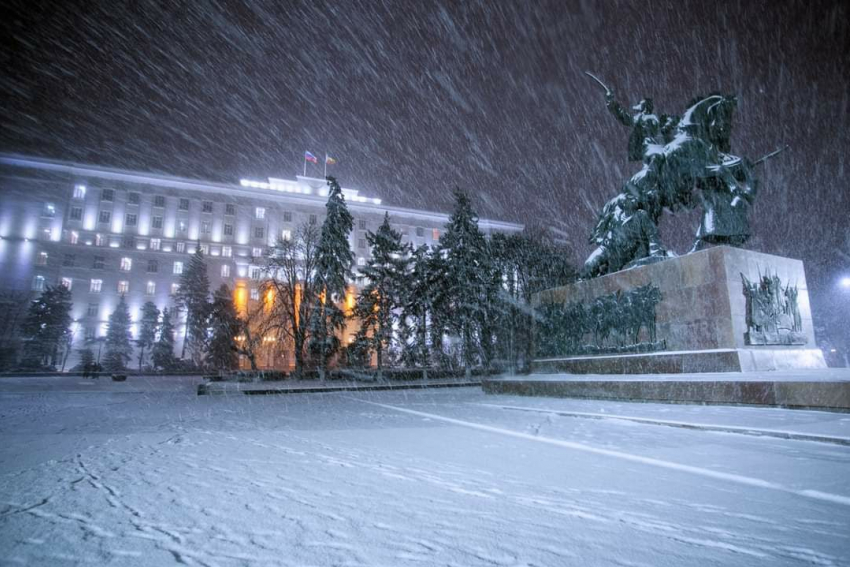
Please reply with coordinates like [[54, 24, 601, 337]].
[[0, 154, 523, 369]]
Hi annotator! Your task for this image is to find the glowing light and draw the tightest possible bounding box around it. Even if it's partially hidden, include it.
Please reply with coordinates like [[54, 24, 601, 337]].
[[841, 277, 850, 289], [234, 285, 248, 314]]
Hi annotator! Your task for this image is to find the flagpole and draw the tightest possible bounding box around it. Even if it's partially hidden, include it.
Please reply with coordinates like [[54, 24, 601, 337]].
[[324, 153, 327, 178], [303, 153, 307, 177]]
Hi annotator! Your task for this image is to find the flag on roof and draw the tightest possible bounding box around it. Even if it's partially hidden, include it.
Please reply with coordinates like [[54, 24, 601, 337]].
[[325, 155, 337, 165], [304, 151, 318, 164]]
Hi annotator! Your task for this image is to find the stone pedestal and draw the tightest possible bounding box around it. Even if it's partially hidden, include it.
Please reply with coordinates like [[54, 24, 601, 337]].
[[533, 246, 826, 373]]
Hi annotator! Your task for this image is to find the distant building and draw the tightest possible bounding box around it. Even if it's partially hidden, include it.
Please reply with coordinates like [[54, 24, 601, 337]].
[[0, 154, 523, 370]]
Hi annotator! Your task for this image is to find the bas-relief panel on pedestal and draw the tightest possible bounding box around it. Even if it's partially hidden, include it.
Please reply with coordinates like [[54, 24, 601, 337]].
[[741, 271, 807, 346]]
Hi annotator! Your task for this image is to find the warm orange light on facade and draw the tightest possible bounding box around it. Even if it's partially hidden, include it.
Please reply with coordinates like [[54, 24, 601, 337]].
[[234, 284, 248, 314], [345, 286, 356, 312]]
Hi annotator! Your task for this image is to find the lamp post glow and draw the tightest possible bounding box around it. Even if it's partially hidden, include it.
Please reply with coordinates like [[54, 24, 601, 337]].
[[841, 276, 850, 289]]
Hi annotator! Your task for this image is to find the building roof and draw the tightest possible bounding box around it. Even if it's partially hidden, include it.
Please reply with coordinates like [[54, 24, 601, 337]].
[[0, 153, 524, 233]]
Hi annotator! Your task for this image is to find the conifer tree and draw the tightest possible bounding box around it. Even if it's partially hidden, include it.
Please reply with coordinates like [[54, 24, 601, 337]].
[[308, 176, 354, 376], [21, 285, 73, 368], [435, 190, 492, 376], [399, 245, 432, 368], [206, 284, 239, 371], [136, 301, 160, 371], [174, 247, 211, 364], [152, 308, 177, 371], [355, 213, 409, 374], [103, 296, 133, 371]]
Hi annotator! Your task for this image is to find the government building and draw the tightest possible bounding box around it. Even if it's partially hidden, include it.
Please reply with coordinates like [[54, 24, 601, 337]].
[[0, 154, 523, 370]]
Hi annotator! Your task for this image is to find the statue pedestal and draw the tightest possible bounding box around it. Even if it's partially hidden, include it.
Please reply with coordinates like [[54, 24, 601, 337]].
[[533, 246, 826, 374]]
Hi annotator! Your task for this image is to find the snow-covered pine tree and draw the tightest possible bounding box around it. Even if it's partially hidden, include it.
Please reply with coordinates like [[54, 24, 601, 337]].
[[398, 245, 432, 368], [136, 301, 160, 371], [21, 284, 73, 369], [206, 284, 239, 371], [152, 307, 177, 371], [308, 176, 354, 377], [435, 190, 493, 377], [174, 246, 211, 365], [355, 213, 409, 375], [103, 295, 133, 372]]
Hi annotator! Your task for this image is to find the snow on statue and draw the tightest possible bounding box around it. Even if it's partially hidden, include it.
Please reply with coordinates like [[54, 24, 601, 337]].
[[582, 73, 786, 278]]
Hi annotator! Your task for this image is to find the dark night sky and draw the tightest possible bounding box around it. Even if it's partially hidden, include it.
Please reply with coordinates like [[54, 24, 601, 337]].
[[2, 0, 849, 333]]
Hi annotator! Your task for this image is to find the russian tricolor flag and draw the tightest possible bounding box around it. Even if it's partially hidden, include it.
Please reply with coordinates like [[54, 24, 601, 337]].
[[304, 151, 318, 164]]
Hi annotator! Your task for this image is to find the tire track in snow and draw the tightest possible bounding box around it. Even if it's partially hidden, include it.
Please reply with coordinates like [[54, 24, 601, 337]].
[[356, 399, 850, 507]]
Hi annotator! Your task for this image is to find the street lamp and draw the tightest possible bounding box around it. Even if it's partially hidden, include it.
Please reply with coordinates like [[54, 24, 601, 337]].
[[841, 276, 850, 289]]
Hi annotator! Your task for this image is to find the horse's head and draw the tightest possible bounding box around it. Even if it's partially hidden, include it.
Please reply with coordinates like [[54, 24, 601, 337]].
[[679, 94, 737, 152]]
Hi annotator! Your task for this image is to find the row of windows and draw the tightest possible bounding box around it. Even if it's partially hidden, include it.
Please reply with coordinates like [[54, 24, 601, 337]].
[[71, 188, 281, 220], [35, 267, 239, 296]]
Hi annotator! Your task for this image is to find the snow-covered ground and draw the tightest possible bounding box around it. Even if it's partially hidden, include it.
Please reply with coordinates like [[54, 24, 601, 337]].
[[1, 375, 849, 566]]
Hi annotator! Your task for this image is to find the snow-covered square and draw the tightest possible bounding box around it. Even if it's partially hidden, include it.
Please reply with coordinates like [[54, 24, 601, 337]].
[[1, 376, 848, 566]]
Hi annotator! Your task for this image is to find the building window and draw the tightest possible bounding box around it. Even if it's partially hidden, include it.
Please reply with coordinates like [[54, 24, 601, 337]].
[[150, 238, 161, 251], [147, 260, 158, 273], [63, 254, 75, 267], [222, 246, 232, 258], [178, 221, 187, 234], [99, 210, 111, 224], [250, 288, 260, 300], [221, 264, 231, 278], [128, 192, 140, 205], [61, 277, 73, 290], [146, 281, 156, 296], [171, 283, 180, 295], [125, 213, 137, 227], [95, 234, 106, 247], [225, 203, 236, 216], [36, 252, 48, 266], [358, 239, 366, 249], [32, 276, 45, 291], [87, 303, 99, 317], [202, 201, 213, 213], [416, 227, 424, 237], [101, 189, 114, 202], [122, 236, 135, 249], [69, 231, 79, 245], [252, 247, 263, 258], [154, 195, 166, 208], [173, 261, 183, 275], [223, 224, 233, 236], [149, 216, 162, 230], [199, 244, 209, 255], [201, 221, 211, 235], [176, 242, 185, 253], [117, 280, 129, 294], [357, 257, 366, 266], [120, 257, 132, 271], [179, 198, 190, 211], [283, 211, 292, 222], [255, 207, 265, 220], [251, 267, 261, 280], [432, 228, 440, 240], [309, 214, 317, 225], [41, 203, 56, 218], [281, 229, 291, 241], [90, 279, 102, 293], [93, 256, 105, 269], [254, 227, 265, 240], [73, 184, 86, 199], [69, 207, 82, 221], [359, 219, 367, 230]]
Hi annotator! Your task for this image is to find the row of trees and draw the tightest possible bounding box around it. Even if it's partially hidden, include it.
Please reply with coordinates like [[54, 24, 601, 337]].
[[257, 181, 576, 377], [13, 176, 575, 375]]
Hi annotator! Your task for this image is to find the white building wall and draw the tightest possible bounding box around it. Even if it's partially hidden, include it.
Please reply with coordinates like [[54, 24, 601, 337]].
[[0, 154, 523, 370]]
